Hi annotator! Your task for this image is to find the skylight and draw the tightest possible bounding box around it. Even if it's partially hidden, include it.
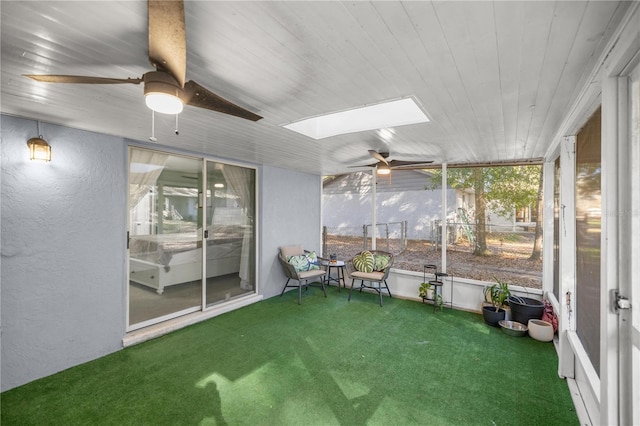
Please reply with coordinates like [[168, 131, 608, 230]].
[[282, 97, 430, 139]]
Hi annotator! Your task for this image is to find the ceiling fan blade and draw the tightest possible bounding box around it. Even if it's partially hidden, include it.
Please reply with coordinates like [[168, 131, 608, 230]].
[[148, 0, 186, 87], [388, 160, 434, 168], [347, 163, 377, 168], [368, 150, 389, 165], [390, 166, 433, 172], [24, 75, 143, 85], [184, 80, 262, 121]]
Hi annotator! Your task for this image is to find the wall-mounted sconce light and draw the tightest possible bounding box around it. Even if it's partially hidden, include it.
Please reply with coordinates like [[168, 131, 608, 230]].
[[28, 121, 51, 162], [27, 136, 51, 162]]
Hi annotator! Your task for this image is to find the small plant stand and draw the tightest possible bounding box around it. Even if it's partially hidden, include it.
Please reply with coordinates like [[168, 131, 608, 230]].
[[422, 264, 452, 311]]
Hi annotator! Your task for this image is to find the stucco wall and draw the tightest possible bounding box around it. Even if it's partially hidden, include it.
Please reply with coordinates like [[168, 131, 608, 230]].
[[1, 115, 127, 391], [0, 115, 322, 391], [260, 166, 321, 299]]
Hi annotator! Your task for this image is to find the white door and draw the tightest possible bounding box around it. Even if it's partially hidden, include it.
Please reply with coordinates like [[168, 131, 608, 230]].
[[621, 63, 640, 426]]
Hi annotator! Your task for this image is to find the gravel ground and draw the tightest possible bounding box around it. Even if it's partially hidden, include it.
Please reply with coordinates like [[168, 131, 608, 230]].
[[324, 233, 543, 289]]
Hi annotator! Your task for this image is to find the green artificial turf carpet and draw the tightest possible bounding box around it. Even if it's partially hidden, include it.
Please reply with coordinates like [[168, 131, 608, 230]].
[[1, 288, 578, 425]]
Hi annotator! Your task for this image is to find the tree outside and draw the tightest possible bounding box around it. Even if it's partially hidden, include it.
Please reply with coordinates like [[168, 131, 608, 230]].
[[428, 164, 543, 260]]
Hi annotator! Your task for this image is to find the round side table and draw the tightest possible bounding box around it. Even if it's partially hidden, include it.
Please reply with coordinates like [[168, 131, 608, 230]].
[[323, 260, 346, 291]]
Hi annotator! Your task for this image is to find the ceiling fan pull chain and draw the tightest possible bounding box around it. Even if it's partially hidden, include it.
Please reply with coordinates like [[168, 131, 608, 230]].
[[149, 110, 157, 142], [175, 114, 179, 135]]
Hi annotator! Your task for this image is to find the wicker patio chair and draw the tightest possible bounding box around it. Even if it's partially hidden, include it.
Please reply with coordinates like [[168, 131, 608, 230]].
[[347, 250, 394, 307], [278, 245, 327, 305]]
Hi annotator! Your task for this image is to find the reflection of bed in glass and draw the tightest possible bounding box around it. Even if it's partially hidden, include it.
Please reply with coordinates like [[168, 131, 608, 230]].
[[129, 225, 244, 294]]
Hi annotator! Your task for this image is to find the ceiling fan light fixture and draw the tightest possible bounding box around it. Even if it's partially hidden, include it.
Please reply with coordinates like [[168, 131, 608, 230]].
[[144, 71, 185, 114], [145, 92, 184, 114], [376, 162, 391, 175]]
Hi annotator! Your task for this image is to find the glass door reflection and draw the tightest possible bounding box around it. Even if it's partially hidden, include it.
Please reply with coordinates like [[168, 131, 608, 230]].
[[128, 149, 203, 328], [204, 161, 256, 306]]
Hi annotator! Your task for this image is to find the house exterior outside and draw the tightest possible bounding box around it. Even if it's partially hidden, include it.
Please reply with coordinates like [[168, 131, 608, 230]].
[[322, 169, 531, 244], [322, 170, 458, 241]]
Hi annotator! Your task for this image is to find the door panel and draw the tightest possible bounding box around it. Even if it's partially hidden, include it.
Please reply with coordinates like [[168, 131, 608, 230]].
[[128, 149, 203, 328], [575, 108, 602, 374], [623, 64, 640, 426], [204, 161, 256, 307]]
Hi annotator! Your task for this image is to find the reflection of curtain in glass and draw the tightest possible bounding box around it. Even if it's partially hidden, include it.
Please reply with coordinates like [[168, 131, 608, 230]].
[[221, 165, 254, 290], [129, 149, 169, 207]]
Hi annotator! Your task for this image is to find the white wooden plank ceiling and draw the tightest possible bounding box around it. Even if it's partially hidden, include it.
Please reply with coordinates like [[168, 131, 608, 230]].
[[0, 1, 631, 175]]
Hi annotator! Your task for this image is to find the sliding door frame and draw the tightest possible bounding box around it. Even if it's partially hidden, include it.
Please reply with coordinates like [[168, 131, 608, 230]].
[[600, 6, 639, 421], [126, 144, 260, 332], [625, 60, 640, 426]]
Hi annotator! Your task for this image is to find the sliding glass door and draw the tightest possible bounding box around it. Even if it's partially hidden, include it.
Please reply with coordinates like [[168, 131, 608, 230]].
[[128, 149, 203, 328], [204, 161, 256, 306], [127, 148, 257, 329]]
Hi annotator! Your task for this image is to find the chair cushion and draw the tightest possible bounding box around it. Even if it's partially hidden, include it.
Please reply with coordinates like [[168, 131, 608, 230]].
[[298, 269, 326, 279], [373, 254, 390, 271], [351, 270, 385, 281], [280, 245, 303, 258], [353, 250, 375, 273]]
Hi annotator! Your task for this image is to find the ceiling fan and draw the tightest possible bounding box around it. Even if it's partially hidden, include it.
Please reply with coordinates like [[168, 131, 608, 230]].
[[351, 150, 434, 175], [24, 0, 262, 122]]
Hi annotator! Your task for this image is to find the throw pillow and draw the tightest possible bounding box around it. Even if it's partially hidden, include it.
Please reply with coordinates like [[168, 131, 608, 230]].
[[305, 251, 320, 270], [287, 254, 310, 272], [353, 250, 375, 273], [373, 254, 390, 271]]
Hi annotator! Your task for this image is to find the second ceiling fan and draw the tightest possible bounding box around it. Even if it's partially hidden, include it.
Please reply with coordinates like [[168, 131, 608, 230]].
[[353, 150, 434, 175], [24, 0, 262, 122]]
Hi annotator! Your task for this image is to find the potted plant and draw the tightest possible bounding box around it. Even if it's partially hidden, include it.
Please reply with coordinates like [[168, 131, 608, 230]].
[[419, 282, 431, 299], [508, 294, 544, 325], [482, 278, 511, 326], [419, 282, 444, 311]]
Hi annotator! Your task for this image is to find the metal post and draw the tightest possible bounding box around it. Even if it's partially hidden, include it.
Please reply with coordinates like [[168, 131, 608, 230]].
[[322, 226, 327, 257], [403, 220, 408, 252], [385, 223, 389, 250], [363, 224, 368, 250]]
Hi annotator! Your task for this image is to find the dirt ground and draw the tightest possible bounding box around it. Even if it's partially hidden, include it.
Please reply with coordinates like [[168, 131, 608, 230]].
[[324, 233, 543, 289]]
